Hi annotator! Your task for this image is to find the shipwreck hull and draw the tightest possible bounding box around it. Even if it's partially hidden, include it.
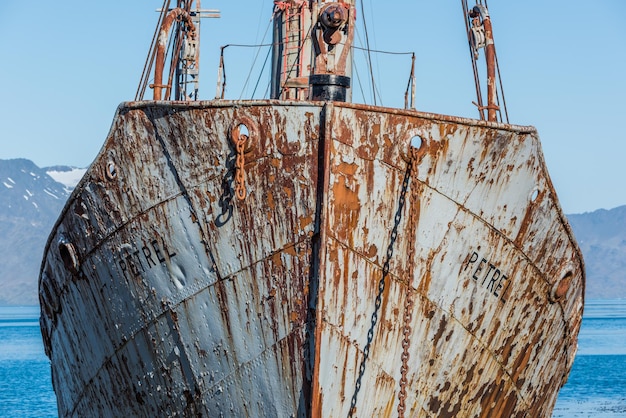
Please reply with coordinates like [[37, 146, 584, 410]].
[[39, 101, 584, 417]]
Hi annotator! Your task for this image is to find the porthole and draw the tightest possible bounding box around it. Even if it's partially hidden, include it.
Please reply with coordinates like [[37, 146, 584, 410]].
[[410, 135, 423, 149], [549, 270, 573, 303], [529, 188, 539, 203], [58, 237, 80, 275], [105, 161, 117, 180]]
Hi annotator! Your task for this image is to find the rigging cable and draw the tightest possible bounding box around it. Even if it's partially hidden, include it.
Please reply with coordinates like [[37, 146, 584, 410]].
[[359, 0, 378, 106], [251, 46, 273, 99], [462, 0, 508, 122], [493, 39, 509, 123], [217, 43, 275, 99], [484, 0, 509, 123], [136, 0, 170, 100], [165, 17, 186, 100], [352, 29, 369, 103], [462, 0, 485, 120], [351, 57, 367, 104], [352, 45, 415, 107], [240, 14, 274, 99]]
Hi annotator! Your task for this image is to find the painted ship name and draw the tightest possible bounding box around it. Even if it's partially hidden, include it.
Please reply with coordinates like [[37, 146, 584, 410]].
[[465, 251, 511, 304], [118, 235, 177, 280]]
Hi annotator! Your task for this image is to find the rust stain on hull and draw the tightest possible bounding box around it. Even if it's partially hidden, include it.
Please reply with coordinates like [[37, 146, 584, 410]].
[[39, 101, 584, 417]]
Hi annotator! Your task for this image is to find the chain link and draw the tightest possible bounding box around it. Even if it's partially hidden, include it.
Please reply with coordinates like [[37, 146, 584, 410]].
[[348, 150, 415, 418], [398, 147, 419, 418], [231, 126, 248, 200]]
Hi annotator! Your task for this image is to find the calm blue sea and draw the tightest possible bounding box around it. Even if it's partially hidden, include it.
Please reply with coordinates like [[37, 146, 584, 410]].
[[0, 301, 624, 417], [0, 306, 57, 417], [552, 299, 626, 417]]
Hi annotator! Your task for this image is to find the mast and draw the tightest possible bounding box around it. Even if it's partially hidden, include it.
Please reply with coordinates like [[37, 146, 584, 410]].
[[271, 0, 356, 101], [470, 5, 497, 121], [152, 5, 197, 100], [464, 2, 507, 122], [136, 1, 220, 101]]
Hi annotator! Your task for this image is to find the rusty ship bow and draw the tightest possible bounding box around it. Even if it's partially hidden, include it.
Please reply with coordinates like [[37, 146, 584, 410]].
[[39, 1, 584, 417]]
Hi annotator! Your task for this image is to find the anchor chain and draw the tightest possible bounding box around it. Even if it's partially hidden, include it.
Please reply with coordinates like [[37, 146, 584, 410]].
[[398, 147, 419, 417], [231, 125, 248, 200], [348, 148, 417, 418]]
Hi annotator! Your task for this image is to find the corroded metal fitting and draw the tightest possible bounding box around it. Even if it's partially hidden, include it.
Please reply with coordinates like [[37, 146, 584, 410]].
[[320, 4, 347, 29]]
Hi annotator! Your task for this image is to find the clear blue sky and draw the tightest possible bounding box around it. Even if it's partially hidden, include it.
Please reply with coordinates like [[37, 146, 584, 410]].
[[1, 1, 624, 214]]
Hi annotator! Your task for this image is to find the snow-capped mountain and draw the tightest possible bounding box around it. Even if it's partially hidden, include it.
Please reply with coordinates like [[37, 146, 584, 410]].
[[1, 160, 74, 221], [45, 165, 87, 192], [0, 159, 85, 305]]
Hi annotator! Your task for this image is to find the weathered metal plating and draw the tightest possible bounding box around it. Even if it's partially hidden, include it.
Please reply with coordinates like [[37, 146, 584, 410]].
[[38, 1, 584, 417], [39, 100, 584, 417]]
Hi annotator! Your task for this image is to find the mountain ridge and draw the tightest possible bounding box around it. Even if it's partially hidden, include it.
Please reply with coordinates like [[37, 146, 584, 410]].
[[1, 158, 624, 305], [567, 206, 626, 299], [0, 159, 84, 305]]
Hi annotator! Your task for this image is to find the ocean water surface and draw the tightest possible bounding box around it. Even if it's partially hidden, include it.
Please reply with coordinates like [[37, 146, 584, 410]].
[[0, 301, 624, 417], [552, 299, 626, 417], [0, 306, 56, 417]]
